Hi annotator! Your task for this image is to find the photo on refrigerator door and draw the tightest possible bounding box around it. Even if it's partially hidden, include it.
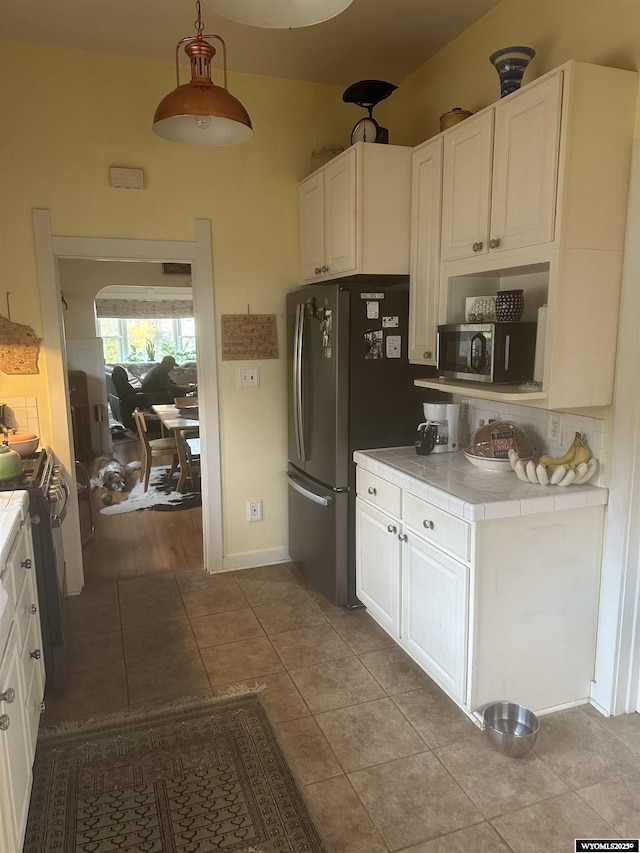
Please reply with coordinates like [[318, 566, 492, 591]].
[[364, 329, 383, 359]]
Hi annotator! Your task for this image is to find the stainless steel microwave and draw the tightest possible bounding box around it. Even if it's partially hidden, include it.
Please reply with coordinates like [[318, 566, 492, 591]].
[[437, 322, 537, 384]]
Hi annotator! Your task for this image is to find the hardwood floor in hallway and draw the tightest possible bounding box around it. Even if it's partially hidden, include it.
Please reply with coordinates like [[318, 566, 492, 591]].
[[78, 429, 204, 582]]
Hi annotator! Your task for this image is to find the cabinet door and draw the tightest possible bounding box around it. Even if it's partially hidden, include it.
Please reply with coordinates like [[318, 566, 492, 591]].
[[299, 171, 325, 281], [324, 147, 357, 277], [0, 626, 32, 853], [355, 498, 401, 639], [490, 74, 562, 252], [409, 138, 443, 365], [441, 111, 493, 262], [401, 533, 469, 703]]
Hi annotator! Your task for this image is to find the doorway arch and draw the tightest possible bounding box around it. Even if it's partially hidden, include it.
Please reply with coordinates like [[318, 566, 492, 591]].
[[33, 210, 223, 594]]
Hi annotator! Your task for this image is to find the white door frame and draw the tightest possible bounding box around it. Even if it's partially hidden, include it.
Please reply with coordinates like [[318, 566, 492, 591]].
[[591, 143, 640, 716], [33, 210, 223, 594]]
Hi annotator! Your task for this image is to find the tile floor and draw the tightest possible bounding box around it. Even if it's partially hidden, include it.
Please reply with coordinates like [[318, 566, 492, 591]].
[[43, 563, 640, 852]]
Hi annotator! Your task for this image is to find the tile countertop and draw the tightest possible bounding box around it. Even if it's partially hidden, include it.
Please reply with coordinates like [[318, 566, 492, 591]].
[[353, 447, 608, 522], [0, 490, 28, 627], [0, 490, 29, 562]]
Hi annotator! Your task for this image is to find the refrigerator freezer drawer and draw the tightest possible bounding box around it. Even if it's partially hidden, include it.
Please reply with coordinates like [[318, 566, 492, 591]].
[[287, 468, 349, 606]]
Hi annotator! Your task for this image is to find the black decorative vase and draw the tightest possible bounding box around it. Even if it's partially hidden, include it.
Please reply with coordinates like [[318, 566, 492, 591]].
[[495, 289, 524, 322], [489, 46, 536, 98]]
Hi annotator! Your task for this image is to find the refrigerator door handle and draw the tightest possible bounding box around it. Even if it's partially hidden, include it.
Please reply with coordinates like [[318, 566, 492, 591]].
[[293, 302, 306, 460], [286, 474, 331, 507]]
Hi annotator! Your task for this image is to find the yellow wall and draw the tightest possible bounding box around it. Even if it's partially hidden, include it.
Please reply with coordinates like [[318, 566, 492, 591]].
[[0, 41, 351, 559], [385, 0, 640, 147], [1, 0, 639, 563]]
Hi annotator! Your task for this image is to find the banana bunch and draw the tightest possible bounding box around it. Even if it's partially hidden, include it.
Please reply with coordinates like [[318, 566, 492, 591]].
[[508, 432, 598, 487]]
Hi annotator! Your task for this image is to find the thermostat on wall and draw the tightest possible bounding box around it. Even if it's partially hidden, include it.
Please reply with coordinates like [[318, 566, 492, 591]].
[[109, 167, 145, 189]]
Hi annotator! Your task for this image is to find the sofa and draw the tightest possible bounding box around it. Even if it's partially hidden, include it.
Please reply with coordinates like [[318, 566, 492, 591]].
[[110, 361, 198, 388]]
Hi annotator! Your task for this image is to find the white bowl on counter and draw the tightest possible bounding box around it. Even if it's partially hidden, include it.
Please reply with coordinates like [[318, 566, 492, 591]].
[[464, 451, 530, 472], [7, 434, 40, 458]]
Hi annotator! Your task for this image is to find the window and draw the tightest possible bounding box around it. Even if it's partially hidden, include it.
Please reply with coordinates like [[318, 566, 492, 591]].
[[96, 317, 197, 363]]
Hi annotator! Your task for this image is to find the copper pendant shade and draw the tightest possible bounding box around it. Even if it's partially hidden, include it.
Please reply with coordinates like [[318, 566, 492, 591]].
[[153, 1, 253, 146]]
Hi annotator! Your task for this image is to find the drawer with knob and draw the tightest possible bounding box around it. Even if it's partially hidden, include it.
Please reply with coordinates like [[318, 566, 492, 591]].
[[403, 491, 470, 561], [356, 469, 401, 517]]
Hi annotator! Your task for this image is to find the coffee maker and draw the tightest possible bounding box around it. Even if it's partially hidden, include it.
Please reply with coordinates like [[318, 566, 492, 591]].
[[415, 402, 461, 455]]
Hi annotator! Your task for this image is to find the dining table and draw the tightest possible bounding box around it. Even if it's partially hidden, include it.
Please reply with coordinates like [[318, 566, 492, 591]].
[[151, 404, 200, 493]]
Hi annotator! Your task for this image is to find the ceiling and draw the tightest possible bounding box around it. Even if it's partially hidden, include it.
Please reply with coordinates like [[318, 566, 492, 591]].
[[0, 0, 500, 87]]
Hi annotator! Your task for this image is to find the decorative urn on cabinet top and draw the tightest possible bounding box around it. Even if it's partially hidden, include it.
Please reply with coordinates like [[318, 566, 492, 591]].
[[489, 46, 536, 98]]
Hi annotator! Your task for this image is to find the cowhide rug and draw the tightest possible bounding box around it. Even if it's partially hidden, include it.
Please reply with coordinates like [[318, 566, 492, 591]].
[[100, 465, 201, 514]]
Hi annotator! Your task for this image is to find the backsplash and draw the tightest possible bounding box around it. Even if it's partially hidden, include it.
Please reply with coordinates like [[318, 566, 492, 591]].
[[462, 397, 604, 479], [1, 397, 40, 435]]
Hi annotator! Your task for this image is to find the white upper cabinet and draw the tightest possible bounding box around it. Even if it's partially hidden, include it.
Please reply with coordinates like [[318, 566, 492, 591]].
[[411, 61, 638, 407], [299, 170, 326, 281], [409, 137, 443, 366], [298, 142, 412, 283], [441, 111, 494, 262], [490, 74, 561, 253], [441, 74, 562, 262]]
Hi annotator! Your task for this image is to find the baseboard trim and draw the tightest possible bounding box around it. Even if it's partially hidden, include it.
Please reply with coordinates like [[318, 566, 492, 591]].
[[218, 547, 291, 573]]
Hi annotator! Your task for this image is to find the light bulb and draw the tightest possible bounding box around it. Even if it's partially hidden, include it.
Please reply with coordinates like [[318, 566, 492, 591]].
[[195, 115, 212, 130]]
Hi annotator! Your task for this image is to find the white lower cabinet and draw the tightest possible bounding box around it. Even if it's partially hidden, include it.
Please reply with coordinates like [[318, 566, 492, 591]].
[[356, 473, 469, 705], [402, 534, 468, 704], [0, 510, 45, 853], [355, 498, 401, 640], [355, 461, 605, 722]]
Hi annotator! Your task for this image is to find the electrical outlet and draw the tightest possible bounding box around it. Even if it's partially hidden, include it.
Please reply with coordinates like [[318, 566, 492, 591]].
[[248, 499, 262, 522], [547, 412, 564, 443], [239, 367, 260, 388]]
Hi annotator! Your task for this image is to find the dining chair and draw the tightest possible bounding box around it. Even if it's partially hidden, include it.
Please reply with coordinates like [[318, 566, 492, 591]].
[[133, 408, 180, 492], [176, 427, 200, 493]]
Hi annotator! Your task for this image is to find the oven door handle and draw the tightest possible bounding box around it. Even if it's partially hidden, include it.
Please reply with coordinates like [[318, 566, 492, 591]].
[[52, 475, 70, 527]]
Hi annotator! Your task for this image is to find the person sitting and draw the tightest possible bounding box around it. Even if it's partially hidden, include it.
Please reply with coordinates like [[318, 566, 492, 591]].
[[141, 356, 190, 397]]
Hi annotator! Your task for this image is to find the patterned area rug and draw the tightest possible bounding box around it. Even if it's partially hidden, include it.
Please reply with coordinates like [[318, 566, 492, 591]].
[[24, 694, 333, 853]]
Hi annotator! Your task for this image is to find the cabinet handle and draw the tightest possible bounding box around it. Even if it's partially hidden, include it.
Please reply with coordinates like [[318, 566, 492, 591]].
[[314, 267, 322, 274], [30, 649, 41, 660], [321, 265, 329, 273], [489, 237, 501, 249], [0, 688, 16, 704], [387, 524, 397, 534], [423, 350, 432, 360], [472, 241, 484, 252], [29, 604, 37, 615], [39, 701, 46, 713], [398, 533, 408, 542], [368, 487, 377, 495], [0, 714, 9, 731], [423, 519, 434, 530], [21, 558, 32, 569]]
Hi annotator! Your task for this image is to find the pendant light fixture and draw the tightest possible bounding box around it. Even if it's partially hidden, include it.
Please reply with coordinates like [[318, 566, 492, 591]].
[[211, 0, 353, 29], [152, 0, 253, 146]]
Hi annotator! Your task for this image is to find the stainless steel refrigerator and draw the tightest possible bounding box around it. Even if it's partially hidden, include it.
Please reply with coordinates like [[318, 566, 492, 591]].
[[287, 280, 436, 607]]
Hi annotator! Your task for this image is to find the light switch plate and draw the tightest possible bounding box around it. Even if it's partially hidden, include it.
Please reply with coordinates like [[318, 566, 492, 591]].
[[239, 367, 260, 388]]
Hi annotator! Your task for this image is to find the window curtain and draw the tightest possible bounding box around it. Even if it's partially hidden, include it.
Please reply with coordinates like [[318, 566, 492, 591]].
[[95, 299, 193, 319]]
